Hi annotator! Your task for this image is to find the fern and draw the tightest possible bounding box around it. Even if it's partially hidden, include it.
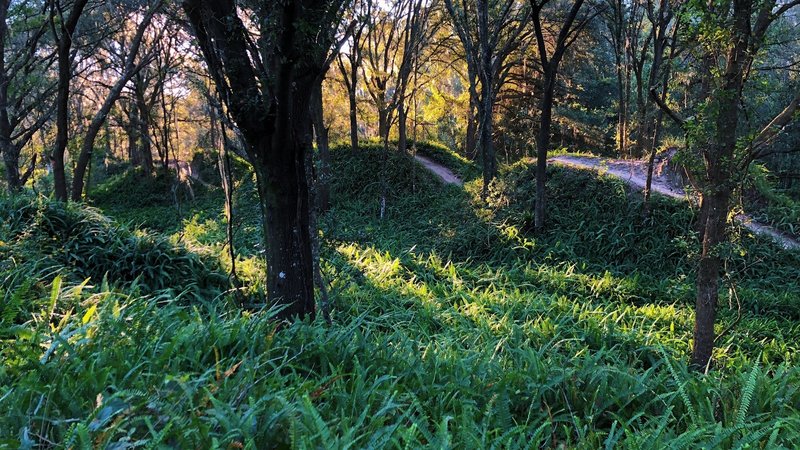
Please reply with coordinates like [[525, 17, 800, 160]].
[[735, 359, 760, 427], [660, 347, 699, 426]]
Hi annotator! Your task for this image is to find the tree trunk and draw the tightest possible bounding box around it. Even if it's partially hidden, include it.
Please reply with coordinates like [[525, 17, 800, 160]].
[[465, 92, 478, 160], [183, 0, 338, 321], [2, 142, 21, 191], [127, 104, 141, 167], [691, 188, 729, 370], [348, 86, 358, 151], [136, 90, 154, 173], [615, 47, 627, 156], [478, 89, 495, 199], [52, 39, 72, 201], [378, 105, 389, 143], [71, 98, 121, 200], [253, 105, 316, 320], [51, 0, 89, 202], [398, 101, 408, 154], [0, 3, 15, 192], [534, 72, 556, 232]]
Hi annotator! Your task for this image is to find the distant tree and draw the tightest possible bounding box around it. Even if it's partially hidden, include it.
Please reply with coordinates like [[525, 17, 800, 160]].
[[337, 0, 368, 152], [361, 0, 434, 153], [183, 0, 347, 320], [444, 0, 531, 199], [50, 0, 90, 202], [70, 0, 164, 201], [530, 0, 595, 232], [643, 2, 681, 206], [0, 0, 54, 192]]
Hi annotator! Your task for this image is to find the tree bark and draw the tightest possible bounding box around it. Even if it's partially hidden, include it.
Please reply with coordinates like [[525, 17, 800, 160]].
[[530, 0, 587, 232], [691, 188, 729, 370], [377, 104, 388, 143], [0, 1, 15, 192], [72, 85, 132, 200], [2, 143, 21, 191], [465, 90, 478, 159], [398, 101, 408, 154], [348, 84, 358, 151], [478, 88, 495, 199], [136, 89, 154, 173], [689, 0, 752, 370]]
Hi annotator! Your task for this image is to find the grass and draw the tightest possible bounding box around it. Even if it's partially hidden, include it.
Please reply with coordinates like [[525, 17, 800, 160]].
[[1, 143, 799, 448]]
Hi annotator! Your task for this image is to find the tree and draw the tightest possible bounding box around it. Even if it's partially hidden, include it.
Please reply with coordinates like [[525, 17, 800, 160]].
[[531, 0, 594, 232], [70, 0, 164, 201], [643, 3, 681, 206], [444, 0, 530, 198], [183, 0, 347, 320], [361, 0, 433, 152], [50, 0, 90, 202], [0, 0, 54, 192], [337, 0, 367, 152], [653, 0, 800, 370]]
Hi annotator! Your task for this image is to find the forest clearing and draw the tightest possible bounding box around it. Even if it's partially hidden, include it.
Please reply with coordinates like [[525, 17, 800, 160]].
[[1, 0, 800, 448]]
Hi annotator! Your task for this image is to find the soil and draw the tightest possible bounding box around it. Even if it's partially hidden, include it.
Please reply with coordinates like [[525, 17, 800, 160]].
[[414, 155, 463, 186]]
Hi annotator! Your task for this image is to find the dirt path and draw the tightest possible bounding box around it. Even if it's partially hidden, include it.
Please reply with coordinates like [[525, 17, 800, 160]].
[[414, 155, 463, 186], [550, 155, 800, 251]]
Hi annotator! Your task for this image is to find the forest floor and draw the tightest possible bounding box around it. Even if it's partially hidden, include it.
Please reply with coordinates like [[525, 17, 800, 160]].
[[4, 145, 800, 447], [548, 155, 800, 250]]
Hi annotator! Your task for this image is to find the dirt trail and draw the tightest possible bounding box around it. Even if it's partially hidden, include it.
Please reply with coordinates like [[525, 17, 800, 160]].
[[550, 155, 800, 251], [414, 155, 463, 186]]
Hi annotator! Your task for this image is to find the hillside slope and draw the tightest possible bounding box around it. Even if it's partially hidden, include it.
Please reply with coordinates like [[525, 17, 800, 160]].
[[2, 146, 799, 448]]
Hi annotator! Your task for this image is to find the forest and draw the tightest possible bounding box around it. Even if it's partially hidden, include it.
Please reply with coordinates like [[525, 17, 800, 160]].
[[1, 0, 800, 447]]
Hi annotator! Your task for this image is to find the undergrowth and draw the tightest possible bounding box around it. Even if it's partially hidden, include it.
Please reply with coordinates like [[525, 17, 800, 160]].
[[1, 144, 799, 448], [744, 163, 800, 238]]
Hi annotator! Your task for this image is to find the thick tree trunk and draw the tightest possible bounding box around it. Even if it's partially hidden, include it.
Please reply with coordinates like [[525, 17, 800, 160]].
[[253, 101, 316, 320], [136, 91, 154, 173], [691, 188, 729, 370], [184, 0, 334, 321], [534, 73, 556, 233], [2, 142, 21, 191]]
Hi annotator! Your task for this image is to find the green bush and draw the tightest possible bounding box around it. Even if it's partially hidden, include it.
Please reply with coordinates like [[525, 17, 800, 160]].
[[0, 195, 226, 298]]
